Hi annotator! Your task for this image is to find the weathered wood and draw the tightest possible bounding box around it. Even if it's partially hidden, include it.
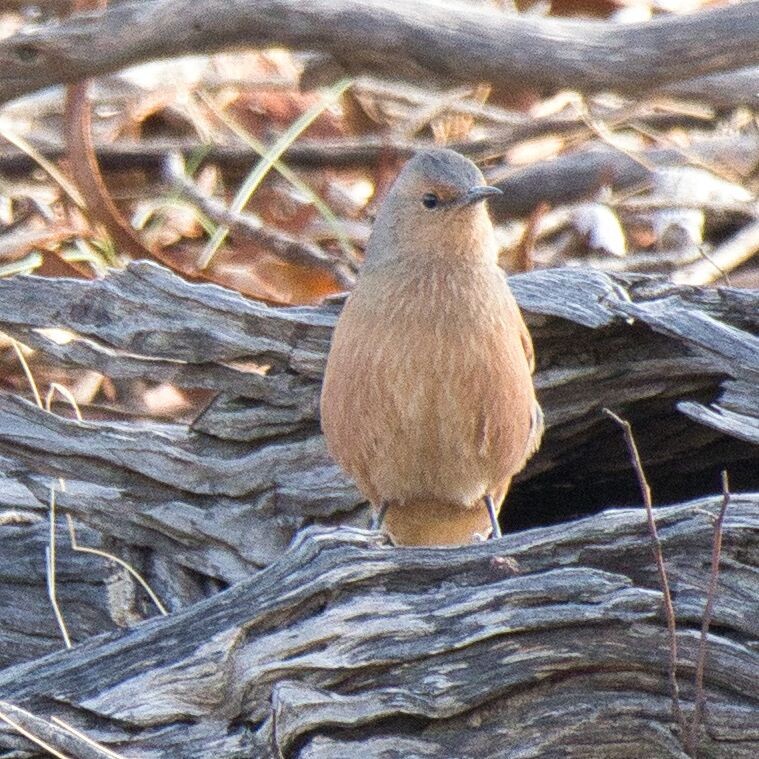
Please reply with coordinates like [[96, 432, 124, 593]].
[[2, 0, 759, 106], [0, 497, 757, 757], [0, 263, 756, 573], [0, 262, 756, 678], [0, 511, 120, 670], [0, 260, 755, 755]]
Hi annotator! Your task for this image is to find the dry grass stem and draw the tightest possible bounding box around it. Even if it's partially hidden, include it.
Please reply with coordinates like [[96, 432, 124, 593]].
[[50, 717, 129, 759], [686, 470, 732, 756], [11, 339, 42, 408], [12, 339, 71, 647], [603, 408, 686, 740], [0, 704, 73, 759], [46, 487, 72, 649], [65, 515, 168, 617], [198, 77, 353, 269]]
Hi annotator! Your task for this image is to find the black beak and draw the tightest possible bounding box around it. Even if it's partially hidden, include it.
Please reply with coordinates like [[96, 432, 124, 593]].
[[460, 185, 503, 206]]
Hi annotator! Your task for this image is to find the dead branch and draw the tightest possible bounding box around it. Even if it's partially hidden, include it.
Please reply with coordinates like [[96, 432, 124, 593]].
[[1, 133, 757, 223], [0, 262, 755, 625], [0, 260, 755, 755], [2, 1, 759, 106], [604, 409, 685, 740], [688, 470, 732, 756], [162, 153, 356, 282]]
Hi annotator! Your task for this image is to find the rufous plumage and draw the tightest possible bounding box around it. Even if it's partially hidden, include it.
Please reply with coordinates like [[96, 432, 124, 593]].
[[321, 149, 542, 546]]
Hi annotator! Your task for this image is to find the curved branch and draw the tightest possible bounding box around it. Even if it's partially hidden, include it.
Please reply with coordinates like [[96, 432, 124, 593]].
[[2, 0, 759, 105]]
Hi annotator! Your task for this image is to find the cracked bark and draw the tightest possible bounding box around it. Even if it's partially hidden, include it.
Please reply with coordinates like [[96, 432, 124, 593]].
[[0, 262, 756, 756]]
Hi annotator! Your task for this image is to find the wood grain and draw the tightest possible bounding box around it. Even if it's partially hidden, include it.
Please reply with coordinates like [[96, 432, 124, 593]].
[[0, 499, 756, 757], [0, 261, 756, 755]]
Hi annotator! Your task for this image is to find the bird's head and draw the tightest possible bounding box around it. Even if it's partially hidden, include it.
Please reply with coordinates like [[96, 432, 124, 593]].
[[366, 149, 502, 267]]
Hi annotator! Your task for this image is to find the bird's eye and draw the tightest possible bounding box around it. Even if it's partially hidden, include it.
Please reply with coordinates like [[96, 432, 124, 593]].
[[422, 192, 439, 209]]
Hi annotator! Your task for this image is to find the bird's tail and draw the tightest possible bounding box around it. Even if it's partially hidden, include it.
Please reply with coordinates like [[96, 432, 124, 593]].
[[381, 497, 498, 547]]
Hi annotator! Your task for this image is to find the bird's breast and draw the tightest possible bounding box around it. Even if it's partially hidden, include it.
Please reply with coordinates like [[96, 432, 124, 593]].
[[320, 262, 536, 507]]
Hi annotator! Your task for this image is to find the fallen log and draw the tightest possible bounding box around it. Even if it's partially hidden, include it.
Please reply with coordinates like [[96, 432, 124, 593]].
[[2, 0, 759, 106], [0, 497, 757, 757], [0, 261, 756, 755], [0, 263, 756, 664]]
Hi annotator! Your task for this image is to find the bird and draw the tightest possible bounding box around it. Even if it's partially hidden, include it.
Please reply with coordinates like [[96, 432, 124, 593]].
[[320, 148, 542, 546]]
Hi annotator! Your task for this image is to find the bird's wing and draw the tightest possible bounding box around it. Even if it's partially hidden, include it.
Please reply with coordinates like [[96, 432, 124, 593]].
[[500, 271, 536, 373], [519, 315, 536, 373], [526, 401, 544, 457]]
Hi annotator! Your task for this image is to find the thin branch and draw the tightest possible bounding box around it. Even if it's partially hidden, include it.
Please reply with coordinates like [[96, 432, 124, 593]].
[[2, 1, 759, 106], [162, 153, 354, 287], [687, 470, 732, 756], [603, 409, 686, 741], [0, 126, 84, 207]]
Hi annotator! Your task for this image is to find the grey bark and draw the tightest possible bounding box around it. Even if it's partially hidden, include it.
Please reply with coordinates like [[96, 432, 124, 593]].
[[0, 262, 756, 756], [0, 261, 756, 609], [2, 0, 759, 106], [0, 499, 757, 757]]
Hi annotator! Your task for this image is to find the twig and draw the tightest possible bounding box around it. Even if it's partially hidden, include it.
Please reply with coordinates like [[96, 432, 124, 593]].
[[628, 120, 745, 185], [603, 409, 686, 741], [163, 154, 354, 287], [512, 201, 548, 272], [687, 470, 731, 756], [46, 383, 84, 421], [574, 98, 657, 174], [672, 219, 759, 286]]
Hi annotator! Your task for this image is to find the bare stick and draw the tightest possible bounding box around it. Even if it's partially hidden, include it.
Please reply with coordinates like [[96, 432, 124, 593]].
[[687, 470, 732, 756], [603, 409, 686, 739]]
